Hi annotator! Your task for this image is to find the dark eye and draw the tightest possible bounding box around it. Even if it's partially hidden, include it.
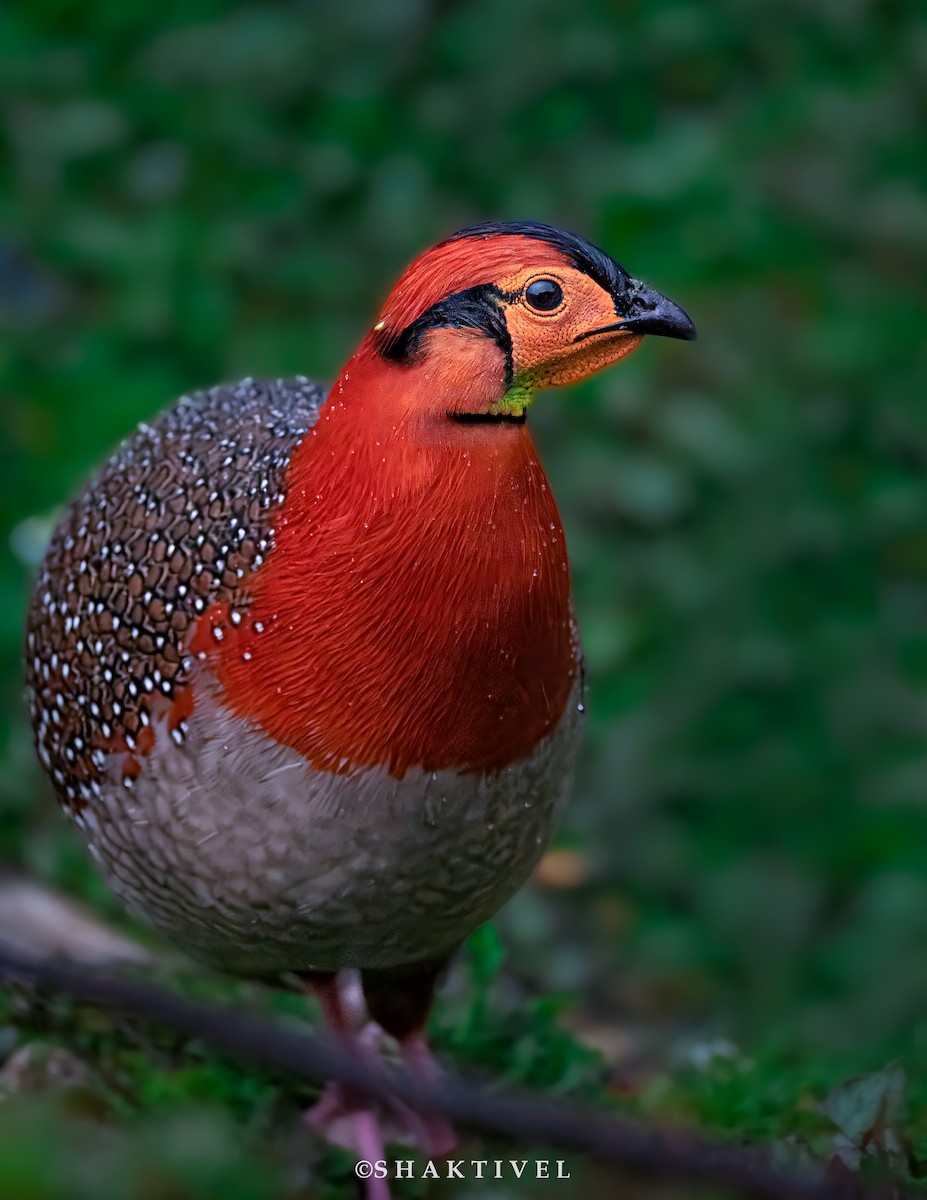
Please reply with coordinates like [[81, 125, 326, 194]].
[[525, 279, 563, 311]]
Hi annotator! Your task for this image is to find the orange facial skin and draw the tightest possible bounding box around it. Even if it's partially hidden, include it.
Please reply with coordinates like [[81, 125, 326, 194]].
[[371, 232, 650, 407]]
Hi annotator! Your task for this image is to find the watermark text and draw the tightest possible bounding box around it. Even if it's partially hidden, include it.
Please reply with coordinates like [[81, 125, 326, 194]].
[[355, 1158, 572, 1181]]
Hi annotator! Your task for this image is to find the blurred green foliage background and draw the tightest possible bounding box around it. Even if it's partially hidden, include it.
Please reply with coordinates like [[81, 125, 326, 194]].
[[1, 0, 927, 1193]]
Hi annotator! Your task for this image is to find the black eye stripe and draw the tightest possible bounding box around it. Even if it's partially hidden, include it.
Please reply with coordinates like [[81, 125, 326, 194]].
[[378, 284, 515, 387], [525, 279, 563, 311]]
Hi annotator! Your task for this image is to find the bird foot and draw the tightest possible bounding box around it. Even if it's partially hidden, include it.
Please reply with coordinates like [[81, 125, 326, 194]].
[[304, 1081, 367, 1151], [305, 1093, 393, 1200], [406, 1109, 457, 1157], [302, 975, 457, 1180], [306, 1014, 457, 1156], [304, 1079, 456, 1157]]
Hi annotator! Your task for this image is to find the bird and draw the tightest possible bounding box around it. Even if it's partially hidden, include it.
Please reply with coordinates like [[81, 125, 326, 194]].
[[25, 221, 695, 1181]]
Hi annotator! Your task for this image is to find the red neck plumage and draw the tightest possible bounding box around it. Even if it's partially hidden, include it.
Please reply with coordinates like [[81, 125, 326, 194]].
[[208, 332, 577, 777]]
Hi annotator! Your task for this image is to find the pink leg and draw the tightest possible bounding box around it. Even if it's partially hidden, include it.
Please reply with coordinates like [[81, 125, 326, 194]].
[[353, 1109, 391, 1200], [310, 969, 363, 1035], [303, 972, 393, 1198], [398, 1032, 457, 1155], [304, 970, 456, 1176]]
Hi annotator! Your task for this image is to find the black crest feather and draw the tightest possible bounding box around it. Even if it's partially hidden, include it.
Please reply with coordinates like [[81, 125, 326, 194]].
[[446, 221, 632, 297]]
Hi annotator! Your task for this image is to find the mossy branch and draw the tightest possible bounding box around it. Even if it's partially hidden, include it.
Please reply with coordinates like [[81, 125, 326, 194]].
[[0, 941, 897, 1200]]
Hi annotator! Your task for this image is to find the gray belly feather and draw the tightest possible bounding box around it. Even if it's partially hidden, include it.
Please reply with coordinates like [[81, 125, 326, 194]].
[[78, 675, 585, 973]]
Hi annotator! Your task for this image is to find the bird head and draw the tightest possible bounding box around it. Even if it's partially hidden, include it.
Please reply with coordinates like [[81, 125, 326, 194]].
[[368, 221, 696, 421]]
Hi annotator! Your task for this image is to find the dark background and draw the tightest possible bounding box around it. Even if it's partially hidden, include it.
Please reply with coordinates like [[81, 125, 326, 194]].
[[1, 0, 926, 1195]]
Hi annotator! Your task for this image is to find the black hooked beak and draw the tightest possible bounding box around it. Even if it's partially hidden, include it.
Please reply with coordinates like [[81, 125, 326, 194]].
[[575, 280, 697, 343]]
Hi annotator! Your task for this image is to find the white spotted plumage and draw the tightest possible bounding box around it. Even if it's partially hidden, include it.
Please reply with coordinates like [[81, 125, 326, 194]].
[[26, 377, 325, 816]]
